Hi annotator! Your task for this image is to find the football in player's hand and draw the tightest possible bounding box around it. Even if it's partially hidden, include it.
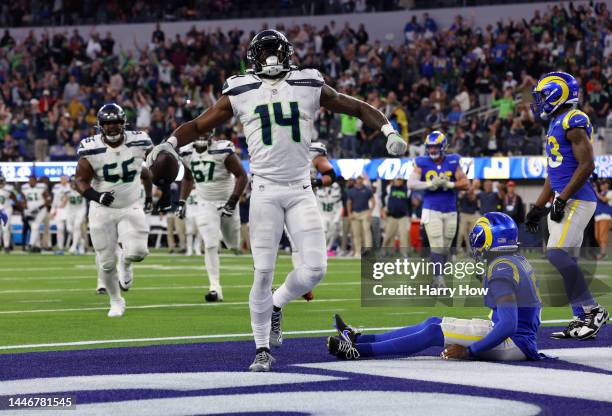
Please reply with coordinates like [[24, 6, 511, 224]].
[[150, 151, 179, 187]]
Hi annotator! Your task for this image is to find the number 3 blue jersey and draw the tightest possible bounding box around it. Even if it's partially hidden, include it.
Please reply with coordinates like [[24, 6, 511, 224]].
[[545, 109, 596, 202], [414, 153, 460, 213]]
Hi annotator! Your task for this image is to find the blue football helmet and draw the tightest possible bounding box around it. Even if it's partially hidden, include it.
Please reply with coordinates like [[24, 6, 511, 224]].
[[469, 212, 519, 258], [531, 71, 579, 120], [424, 130, 448, 160]]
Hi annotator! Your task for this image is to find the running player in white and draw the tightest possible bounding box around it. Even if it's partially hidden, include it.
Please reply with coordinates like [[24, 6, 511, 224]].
[[63, 176, 88, 255], [181, 188, 201, 256], [177, 134, 248, 302], [21, 175, 51, 252], [75, 103, 153, 317], [0, 176, 16, 253], [50, 175, 71, 252], [147, 30, 407, 371]]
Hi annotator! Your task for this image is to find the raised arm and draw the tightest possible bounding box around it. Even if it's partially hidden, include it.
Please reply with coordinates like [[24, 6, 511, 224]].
[[320, 84, 407, 156], [171, 96, 234, 148]]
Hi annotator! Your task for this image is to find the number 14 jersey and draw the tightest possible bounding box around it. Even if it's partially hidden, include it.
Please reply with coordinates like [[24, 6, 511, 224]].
[[222, 69, 324, 183]]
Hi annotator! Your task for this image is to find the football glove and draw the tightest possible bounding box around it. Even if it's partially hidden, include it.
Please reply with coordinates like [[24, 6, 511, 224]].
[[145, 141, 179, 170], [175, 200, 186, 219], [550, 196, 567, 223], [99, 191, 115, 207], [218, 195, 239, 217], [438, 175, 455, 190], [0, 209, 7, 226], [525, 205, 550, 233], [144, 197, 153, 214], [385, 131, 407, 156]]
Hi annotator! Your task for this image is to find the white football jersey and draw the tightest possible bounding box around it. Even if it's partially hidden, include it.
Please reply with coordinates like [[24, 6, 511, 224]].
[[22, 183, 47, 214], [51, 183, 71, 209], [180, 140, 236, 203], [77, 131, 152, 209], [0, 184, 14, 209], [222, 68, 324, 182], [316, 182, 342, 216], [66, 188, 86, 212]]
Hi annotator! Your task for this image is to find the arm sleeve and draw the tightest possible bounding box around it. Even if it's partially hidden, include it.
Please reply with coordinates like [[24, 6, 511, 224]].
[[408, 171, 430, 190]]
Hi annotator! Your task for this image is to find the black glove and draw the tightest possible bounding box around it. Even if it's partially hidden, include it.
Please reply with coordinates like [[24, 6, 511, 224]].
[[99, 192, 115, 207], [311, 178, 323, 189], [525, 205, 550, 233], [218, 195, 239, 217], [144, 197, 153, 214], [155, 185, 173, 213], [549, 196, 567, 223], [176, 200, 186, 219]]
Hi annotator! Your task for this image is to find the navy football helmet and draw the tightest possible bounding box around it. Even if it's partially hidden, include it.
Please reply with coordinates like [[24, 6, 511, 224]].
[[97, 103, 126, 143], [246, 30, 294, 78]]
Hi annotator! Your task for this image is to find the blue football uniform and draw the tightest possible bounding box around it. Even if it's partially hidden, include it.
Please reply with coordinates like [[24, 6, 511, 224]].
[[484, 254, 542, 360], [414, 153, 460, 213], [545, 109, 596, 202]]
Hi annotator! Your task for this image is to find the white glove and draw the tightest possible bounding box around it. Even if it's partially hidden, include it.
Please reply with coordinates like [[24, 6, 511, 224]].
[[385, 131, 407, 156], [427, 177, 442, 191], [438, 175, 456, 190], [145, 141, 179, 170]]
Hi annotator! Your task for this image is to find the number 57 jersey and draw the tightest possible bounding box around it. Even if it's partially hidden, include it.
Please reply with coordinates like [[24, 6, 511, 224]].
[[222, 69, 324, 183], [77, 131, 153, 208]]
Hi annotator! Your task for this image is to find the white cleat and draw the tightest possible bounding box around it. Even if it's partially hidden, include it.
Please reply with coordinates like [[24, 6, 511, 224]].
[[107, 297, 126, 318], [118, 262, 133, 292], [248, 349, 275, 372], [432, 276, 446, 289]]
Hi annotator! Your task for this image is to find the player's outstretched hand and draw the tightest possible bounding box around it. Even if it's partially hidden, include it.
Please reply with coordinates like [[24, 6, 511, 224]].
[[175, 200, 186, 219], [145, 141, 179, 170], [525, 205, 550, 233], [549, 196, 566, 223], [218, 195, 239, 218], [441, 344, 470, 360], [144, 197, 153, 214], [99, 191, 115, 207], [385, 131, 407, 156], [0, 208, 7, 226]]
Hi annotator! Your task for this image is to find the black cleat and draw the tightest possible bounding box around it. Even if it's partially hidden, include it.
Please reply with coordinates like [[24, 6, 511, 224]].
[[270, 307, 283, 347], [576, 306, 609, 340], [205, 290, 222, 302], [96, 287, 107, 295], [550, 318, 585, 339], [249, 348, 275, 372], [327, 336, 360, 360], [334, 314, 361, 344]]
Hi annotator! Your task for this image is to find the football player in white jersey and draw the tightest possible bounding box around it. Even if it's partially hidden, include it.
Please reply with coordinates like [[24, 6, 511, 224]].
[[181, 188, 201, 256], [62, 176, 88, 255], [177, 134, 248, 301], [147, 30, 407, 371], [75, 103, 153, 317], [21, 175, 51, 252], [0, 176, 16, 252], [50, 175, 71, 252]]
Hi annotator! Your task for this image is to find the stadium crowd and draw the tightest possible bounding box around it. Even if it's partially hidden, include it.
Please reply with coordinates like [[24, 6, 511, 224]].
[[0, 1, 610, 163]]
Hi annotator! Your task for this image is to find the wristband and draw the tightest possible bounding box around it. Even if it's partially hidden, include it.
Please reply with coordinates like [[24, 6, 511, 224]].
[[177, 199, 186, 206], [227, 195, 239, 209], [83, 188, 102, 202], [167, 136, 178, 148], [381, 123, 396, 138]]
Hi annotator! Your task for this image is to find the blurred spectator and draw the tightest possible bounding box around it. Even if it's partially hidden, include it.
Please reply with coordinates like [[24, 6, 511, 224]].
[[478, 180, 503, 214], [382, 178, 411, 255], [502, 180, 525, 224], [347, 176, 374, 257], [457, 182, 480, 252]]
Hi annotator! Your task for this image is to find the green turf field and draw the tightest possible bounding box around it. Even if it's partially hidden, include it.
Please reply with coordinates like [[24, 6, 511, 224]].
[[0, 251, 609, 354]]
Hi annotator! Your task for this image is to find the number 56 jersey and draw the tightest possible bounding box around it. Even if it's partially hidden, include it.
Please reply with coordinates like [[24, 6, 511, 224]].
[[77, 131, 152, 208], [180, 140, 236, 203], [222, 69, 324, 183]]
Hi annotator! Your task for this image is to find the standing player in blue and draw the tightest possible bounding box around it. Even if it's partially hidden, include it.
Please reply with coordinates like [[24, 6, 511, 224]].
[[327, 212, 543, 362], [525, 72, 609, 340], [408, 131, 468, 288]]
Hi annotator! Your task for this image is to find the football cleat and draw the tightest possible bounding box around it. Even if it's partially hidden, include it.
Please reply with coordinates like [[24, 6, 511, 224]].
[[205, 290, 222, 302], [334, 314, 361, 344], [550, 318, 585, 339], [248, 349, 275, 372], [107, 297, 126, 318], [96, 287, 107, 295], [327, 336, 360, 360], [270, 307, 283, 347], [432, 276, 446, 289], [576, 306, 609, 340], [302, 291, 314, 302]]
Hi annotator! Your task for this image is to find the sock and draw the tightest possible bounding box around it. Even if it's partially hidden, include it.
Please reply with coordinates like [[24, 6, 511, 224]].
[[357, 317, 442, 343], [186, 234, 194, 253], [547, 249, 596, 318], [205, 246, 221, 293], [273, 266, 325, 308], [99, 264, 121, 301], [194, 237, 202, 255], [57, 224, 65, 249], [356, 321, 444, 357], [431, 252, 445, 277], [250, 269, 274, 349]]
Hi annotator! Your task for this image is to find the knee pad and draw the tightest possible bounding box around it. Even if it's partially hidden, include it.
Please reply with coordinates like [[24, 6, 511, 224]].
[[303, 264, 326, 286], [98, 256, 117, 272]]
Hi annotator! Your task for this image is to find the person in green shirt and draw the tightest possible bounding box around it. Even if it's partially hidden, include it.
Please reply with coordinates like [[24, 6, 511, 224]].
[[492, 87, 516, 119], [340, 113, 361, 158]]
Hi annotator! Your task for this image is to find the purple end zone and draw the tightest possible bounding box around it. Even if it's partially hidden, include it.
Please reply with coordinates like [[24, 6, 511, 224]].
[[0, 326, 610, 415]]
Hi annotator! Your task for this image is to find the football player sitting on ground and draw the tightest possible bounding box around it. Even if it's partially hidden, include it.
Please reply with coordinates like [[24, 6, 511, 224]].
[[409, 131, 468, 288], [327, 212, 543, 362], [75, 103, 153, 317], [177, 132, 248, 302]]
